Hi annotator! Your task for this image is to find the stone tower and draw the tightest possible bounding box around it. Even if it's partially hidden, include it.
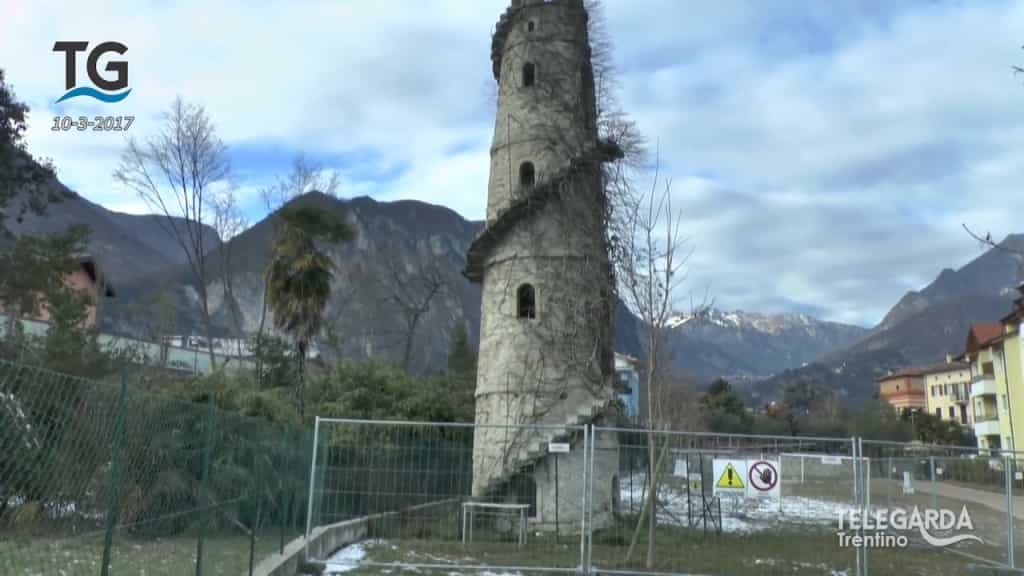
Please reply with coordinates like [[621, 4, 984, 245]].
[[465, 0, 622, 530]]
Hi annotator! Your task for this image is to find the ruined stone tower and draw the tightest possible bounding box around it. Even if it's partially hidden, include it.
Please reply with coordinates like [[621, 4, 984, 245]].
[[465, 0, 622, 530]]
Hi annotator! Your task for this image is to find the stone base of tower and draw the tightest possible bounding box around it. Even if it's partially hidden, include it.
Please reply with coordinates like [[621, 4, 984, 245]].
[[531, 426, 619, 532], [470, 419, 620, 534]]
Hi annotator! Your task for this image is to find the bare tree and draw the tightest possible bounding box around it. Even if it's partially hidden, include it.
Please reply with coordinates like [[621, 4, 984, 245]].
[[260, 153, 341, 210], [113, 96, 229, 368], [381, 253, 446, 374], [211, 190, 248, 358], [613, 148, 709, 567]]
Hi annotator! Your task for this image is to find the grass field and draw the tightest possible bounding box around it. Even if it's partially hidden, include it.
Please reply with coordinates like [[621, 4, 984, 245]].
[[1, 530, 287, 576], [4, 522, 1017, 576], [317, 520, 1015, 576]]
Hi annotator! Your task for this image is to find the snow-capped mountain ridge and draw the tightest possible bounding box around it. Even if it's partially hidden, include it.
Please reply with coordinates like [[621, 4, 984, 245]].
[[666, 308, 842, 335], [651, 308, 869, 383]]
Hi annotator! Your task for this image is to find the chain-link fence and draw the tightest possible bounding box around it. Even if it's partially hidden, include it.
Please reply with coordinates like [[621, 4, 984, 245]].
[[0, 358, 310, 576]]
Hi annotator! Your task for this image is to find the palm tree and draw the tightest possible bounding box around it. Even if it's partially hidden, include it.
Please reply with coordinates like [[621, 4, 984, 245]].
[[265, 199, 355, 417]]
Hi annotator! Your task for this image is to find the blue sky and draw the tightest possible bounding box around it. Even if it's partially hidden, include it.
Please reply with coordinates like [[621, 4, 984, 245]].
[[2, 0, 1023, 327]]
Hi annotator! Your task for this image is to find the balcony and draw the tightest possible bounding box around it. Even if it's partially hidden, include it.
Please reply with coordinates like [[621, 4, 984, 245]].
[[971, 375, 998, 398], [974, 416, 1001, 437]]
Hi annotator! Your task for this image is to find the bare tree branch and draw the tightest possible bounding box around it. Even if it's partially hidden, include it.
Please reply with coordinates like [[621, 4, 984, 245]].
[[381, 252, 446, 374], [260, 153, 340, 212], [211, 190, 248, 357], [963, 223, 1023, 257], [112, 96, 230, 368]]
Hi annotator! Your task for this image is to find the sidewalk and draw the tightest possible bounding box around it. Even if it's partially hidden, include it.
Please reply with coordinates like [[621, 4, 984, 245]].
[[874, 477, 1024, 519]]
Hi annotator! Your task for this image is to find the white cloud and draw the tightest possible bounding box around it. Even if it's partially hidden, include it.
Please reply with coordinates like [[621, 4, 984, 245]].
[[3, 0, 1023, 326]]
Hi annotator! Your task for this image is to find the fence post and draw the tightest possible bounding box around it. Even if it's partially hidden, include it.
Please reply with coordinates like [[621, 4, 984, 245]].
[[860, 438, 869, 576], [1007, 457, 1016, 569], [195, 395, 216, 576], [99, 369, 129, 576], [304, 416, 321, 562], [579, 425, 589, 575], [866, 456, 871, 512], [851, 437, 861, 576], [929, 456, 936, 511], [249, 496, 261, 576], [886, 456, 893, 508], [554, 451, 560, 543]]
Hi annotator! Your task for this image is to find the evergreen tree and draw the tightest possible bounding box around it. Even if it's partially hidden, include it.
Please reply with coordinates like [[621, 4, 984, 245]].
[[0, 226, 89, 341], [0, 68, 60, 236], [699, 378, 753, 433], [446, 322, 477, 378]]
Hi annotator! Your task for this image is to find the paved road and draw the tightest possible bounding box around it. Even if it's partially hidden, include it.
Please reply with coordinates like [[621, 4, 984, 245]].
[[872, 477, 1024, 518]]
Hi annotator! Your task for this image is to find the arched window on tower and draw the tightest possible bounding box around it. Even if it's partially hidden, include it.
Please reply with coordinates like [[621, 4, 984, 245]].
[[522, 62, 535, 87], [517, 284, 536, 319], [519, 161, 535, 189]]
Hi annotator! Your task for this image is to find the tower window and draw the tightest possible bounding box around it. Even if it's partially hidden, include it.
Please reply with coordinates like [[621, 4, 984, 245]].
[[527, 20, 536, 32], [517, 284, 536, 319], [519, 161, 535, 189], [522, 62, 535, 87]]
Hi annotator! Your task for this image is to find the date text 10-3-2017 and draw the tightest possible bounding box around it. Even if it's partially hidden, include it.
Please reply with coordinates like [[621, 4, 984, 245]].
[[52, 116, 135, 132]]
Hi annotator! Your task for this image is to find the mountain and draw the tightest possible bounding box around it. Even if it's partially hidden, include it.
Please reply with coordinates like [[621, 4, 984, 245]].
[[107, 192, 485, 371], [662, 309, 869, 384], [876, 234, 1024, 332], [92, 191, 861, 378], [6, 178, 219, 284], [753, 235, 1024, 405]]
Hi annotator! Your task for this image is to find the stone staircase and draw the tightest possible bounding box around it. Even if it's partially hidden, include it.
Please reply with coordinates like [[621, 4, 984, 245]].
[[478, 393, 611, 501]]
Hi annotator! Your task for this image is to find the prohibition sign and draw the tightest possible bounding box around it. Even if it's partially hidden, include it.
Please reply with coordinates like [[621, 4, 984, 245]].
[[748, 460, 778, 492]]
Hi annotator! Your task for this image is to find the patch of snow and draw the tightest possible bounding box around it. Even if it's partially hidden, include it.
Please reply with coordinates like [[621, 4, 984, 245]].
[[325, 541, 374, 573], [621, 474, 862, 535], [666, 314, 694, 328]]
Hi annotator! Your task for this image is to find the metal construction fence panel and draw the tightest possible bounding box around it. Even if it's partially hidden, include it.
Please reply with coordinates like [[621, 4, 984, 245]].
[[859, 439, 1024, 575], [0, 359, 310, 576], [305, 418, 590, 573], [588, 427, 862, 575], [6, 355, 1024, 576], [304, 423, 1024, 576]]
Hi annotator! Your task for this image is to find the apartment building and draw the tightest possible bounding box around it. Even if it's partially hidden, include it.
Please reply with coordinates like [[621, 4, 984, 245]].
[[877, 368, 926, 414], [923, 356, 972, 426], [962, 285, 1024, 454]]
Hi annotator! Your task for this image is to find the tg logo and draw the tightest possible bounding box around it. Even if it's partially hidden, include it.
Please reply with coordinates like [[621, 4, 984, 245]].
[[52, 41, 131, 103]]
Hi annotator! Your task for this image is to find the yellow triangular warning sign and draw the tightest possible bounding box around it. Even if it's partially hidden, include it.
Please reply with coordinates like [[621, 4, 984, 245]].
[[716, 463, 745, 489]]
